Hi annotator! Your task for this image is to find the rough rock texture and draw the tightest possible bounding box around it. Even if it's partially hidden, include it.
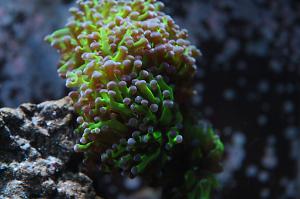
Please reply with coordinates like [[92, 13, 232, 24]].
[[0, 97, 99, 199], [1, 0, 299, 198]]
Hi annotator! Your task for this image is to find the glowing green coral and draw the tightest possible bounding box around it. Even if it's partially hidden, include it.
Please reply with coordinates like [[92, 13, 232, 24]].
[[46, 0, 223, 198]]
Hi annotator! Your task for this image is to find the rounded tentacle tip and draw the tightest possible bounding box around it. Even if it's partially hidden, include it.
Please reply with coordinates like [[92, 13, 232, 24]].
[[46, 1, 223, 191]]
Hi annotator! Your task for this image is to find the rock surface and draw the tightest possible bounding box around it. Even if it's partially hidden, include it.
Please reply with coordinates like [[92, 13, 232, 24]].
[[0, 97, 99, 199]]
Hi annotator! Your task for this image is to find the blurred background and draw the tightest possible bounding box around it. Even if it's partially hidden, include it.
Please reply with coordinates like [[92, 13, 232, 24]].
[[0, 0, 299, 198]]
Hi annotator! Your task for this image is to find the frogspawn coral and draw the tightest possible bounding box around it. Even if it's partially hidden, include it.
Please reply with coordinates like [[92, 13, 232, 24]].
[[46, 0, 223, 198]]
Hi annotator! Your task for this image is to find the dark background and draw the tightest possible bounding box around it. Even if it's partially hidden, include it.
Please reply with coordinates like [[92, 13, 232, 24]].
[[0, 0, 299, 198]]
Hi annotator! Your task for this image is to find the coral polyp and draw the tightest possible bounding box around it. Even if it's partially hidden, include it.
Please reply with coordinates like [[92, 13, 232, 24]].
[[47, 0, 200, 80], [46, 0, 223, 198], [46, 0, 199, 176]]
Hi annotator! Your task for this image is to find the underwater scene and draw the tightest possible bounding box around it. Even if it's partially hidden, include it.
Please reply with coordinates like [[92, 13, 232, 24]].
[[0, 0, 299, 199]]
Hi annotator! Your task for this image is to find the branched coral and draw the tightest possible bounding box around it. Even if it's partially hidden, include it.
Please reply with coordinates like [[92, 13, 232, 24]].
[[46, 0, 223, 198]]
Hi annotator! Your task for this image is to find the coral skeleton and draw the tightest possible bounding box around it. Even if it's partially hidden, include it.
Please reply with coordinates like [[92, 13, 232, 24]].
[[46, 0, 224, 198]]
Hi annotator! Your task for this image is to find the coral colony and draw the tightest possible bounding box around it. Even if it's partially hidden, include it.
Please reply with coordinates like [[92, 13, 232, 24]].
[[46, 0, 224, 198]]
